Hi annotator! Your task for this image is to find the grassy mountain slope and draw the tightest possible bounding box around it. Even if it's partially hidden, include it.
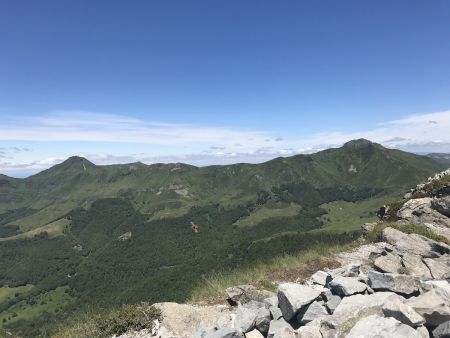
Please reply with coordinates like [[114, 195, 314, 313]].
[[0, 139, 447, 336]]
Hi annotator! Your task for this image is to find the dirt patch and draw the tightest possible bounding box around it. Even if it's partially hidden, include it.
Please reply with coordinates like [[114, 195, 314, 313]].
[[265, 257, 341, 283]]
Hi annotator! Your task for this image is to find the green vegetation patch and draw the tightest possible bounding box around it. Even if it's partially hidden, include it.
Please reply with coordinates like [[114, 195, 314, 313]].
[[0, 287, 74, 329], [0, 285, 34, 305]]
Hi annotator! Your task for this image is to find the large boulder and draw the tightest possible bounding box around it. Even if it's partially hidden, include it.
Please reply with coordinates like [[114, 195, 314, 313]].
[[346, 315, 423, 338], [324, 295, 341, 314], [432, 196, 450, 218], [297, 301, 329, 325], [267, 318, 295, 338], [234, 302, 270, 334], [382, 298, 425, 327], [421, 280, 450, 300], [277, 283, 321, 320], [405, 290, 450, 327], [328, 276, 367, 296], [310, 271, 332, 286], [432, 320, 450, 338], [382, 227, 450, 258], [320, 292, 402, 338], [401, 253, 433, 279], [424, 256, 450, 279], [245, 329, 264, 338], [368, 271, 420, 295], [296, 326, 322, 338], [209, 328, 245, 338], [373, 252, 402, 273]]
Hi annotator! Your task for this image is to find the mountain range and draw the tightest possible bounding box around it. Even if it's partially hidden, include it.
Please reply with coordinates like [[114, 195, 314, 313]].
[[0, 139, 448, 336]]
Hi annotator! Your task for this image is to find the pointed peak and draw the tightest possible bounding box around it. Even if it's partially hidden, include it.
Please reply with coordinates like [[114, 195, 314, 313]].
[[57, 156, 95, 170]]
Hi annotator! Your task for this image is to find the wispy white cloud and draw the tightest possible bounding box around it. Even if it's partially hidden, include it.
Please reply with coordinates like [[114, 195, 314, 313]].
[[1, 109, 450, 176]]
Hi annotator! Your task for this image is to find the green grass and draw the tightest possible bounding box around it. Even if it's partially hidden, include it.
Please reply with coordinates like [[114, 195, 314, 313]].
[[0, 287, 74, 329], [316, 196, 393, 233], [189, 241, 356, 303], [51, 303, 160, 338], [233, 202, 302, 227], [0, 285, 34, 305], [0, 218, 68, 242]]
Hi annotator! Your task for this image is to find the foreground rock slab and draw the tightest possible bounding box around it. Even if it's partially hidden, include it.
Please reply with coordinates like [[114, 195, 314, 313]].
[[277, 283, 321, 320], [368, 271, 420, 295], [346, 315, 423, 338], [406, 290, 450, 327]]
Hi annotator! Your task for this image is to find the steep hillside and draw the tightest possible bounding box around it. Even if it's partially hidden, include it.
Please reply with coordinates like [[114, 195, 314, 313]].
[[0, 140, 447, 336]]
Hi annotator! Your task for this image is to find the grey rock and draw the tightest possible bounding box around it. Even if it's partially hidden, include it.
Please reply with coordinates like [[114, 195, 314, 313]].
[[254, 307, 271, 334], [361, 222, 377, 235], [424, 256, 450, 279], [324, 295, 341, 314], [382, 297, 425, 327], [297, 301, 328, 325], [416, 325, 430, 338], [433, 320, 450, 338], [328, 276, 367, 296], [421, 280, 450, 300], [277, 283, 321, 320], [432, 196, 450, 218], [263, 296, 278, 308], [310, 270, 332, 286], [406, 290, 450, 327], [373, 252, 402, 273], [245, 329, 264, 338], [209, 327, 245, 338], [368, 271, 420, 295], [327, 264, 360, 278], [346, 315, 423, 338], [320, 292, 402, 338], [269, 306, 283, 320], [267, 318, 294, 338], [234, 306, 257, 333], [296, 326, 322, 338], [401, 253, 433, 279], [382, 227, 450, 258]]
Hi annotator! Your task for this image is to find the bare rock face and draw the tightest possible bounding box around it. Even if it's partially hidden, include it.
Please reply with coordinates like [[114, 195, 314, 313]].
[[328, 276, 367, 296], [346, 315, 423, 338], [382, 227, 450, 258], [432, 196, 450, 218], [405, 290, 450, 327], [368, 271, 421, 295], [373, 252, 402, 273], [401, 253, 433, 279], [433, 320, 450, 338], [296, 301, 329, 325], [277, 283, 321, 321], [382, 298, 425, 327], [226, 285, 275, 305], [424, 255, 450, 279]]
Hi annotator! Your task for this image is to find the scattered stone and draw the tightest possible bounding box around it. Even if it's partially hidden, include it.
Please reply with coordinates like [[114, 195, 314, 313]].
[[208, 327, 245, 338], [401, 253, 433, 279], [328, 276, 367, 296], [406, 290, 450, 327], [432, 320, 450, 338], [373, 252, 402, 273], [269, 306, 283, 320], [277, 283, 321, 320], [296, 326, 322, 338], [245, 329, 264, 338], [297, 301, 329, 324], [310, 270, 332, 286], [263, 296, 278, 308], [424, 256, 450, 279], [421, 280, 450, 300], [416, 325, 430, 338], [368, 271, 420, 295], [234, 306, 257, 333], [324, 295, 341, 314], [118, 231, 132, 240], [346, 315, 423, 338], [382, 298, 425, 327], [327, 264, 360, 278], [267, 318, 294, 338]]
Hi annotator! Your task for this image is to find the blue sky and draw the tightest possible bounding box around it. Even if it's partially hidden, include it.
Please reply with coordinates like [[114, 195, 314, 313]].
[[1, 1, 450, 176]]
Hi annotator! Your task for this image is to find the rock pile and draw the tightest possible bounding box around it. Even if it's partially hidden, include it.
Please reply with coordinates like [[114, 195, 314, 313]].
[[128, 227, 450, 338]]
